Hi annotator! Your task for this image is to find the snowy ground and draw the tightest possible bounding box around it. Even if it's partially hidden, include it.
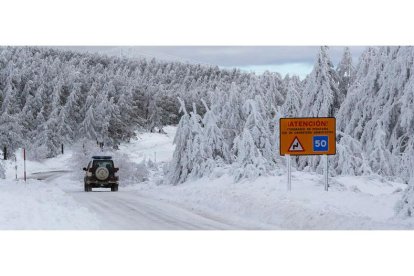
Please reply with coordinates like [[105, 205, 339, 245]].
[[0, 126, 412, 229]]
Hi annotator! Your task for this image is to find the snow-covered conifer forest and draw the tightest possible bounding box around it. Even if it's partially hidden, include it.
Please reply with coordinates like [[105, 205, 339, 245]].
[[1, 45, 414, 224], [0, 46, 413, 181]]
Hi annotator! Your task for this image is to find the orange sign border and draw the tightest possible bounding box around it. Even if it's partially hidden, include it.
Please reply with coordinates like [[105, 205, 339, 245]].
[[279, 117, 336, 156]]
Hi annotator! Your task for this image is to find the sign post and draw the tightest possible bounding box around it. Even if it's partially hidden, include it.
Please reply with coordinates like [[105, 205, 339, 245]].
[[324, 155, 328, 191], [280, 117, 336, 191], [286, 154, 291, 191]]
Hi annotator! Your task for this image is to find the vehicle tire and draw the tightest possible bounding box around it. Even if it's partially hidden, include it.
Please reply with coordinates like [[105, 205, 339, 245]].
[[84, 184, 89, 192], [95, 167, 109, 181], [111, 185, 118, 192]]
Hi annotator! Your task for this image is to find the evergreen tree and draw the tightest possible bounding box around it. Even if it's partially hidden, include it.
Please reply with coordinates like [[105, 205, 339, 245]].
[[80, 103, 98, 141], [336, 47, 355, 100], [232, 128, 267, 181], [201, 99, 230, 163], [242, 96, 275, 165], [301, 46, 339, 117], [1, 80, 18, 114], [281, 76, 301, 117], [0, 112, 22, 153], [221, 82, 244, 150], [168, 99, 193, 185], [147, 94, 163, 132]]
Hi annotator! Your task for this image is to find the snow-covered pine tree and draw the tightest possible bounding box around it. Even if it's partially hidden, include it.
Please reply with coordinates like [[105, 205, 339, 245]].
[[201, 99, 230, 164], [58, 83, 82, 142], [0, 112, 23, 154], [258, 71, 285, 110], [231, 97, 274, 181], [331, 131, 372, 175], [108, 98, 132, 147], [1, 79, 18, 114], [80, 99, 95, 138], [298, 46, 340, 172], [221, 82, 244, 151], [116, 87, 135, 127], [232, 127, 268, 182], [93, 90, 111, 144], [175, 102, 208, 180], [336, 47, 355, 101], [147, 94, 163, 133], [270, 105, 283, 158], [336, 47, 378, 138], [167, 98, 199, 185], [244, 95, 275, 165], [366, 121, 395, 176], [301, 46, 339, 117], [281, 76, 302, 117], [42, 116, 62, 158], [337, 46, 414, 181], [20, 94, 37, 139], [56, 107, 74, 143]]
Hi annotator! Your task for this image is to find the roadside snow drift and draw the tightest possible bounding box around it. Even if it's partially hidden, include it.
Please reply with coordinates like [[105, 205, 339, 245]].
[[0, 179, 100, 229]]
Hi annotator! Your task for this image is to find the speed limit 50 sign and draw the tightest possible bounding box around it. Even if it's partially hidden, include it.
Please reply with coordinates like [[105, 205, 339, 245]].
[[279, 117, 336, 156]]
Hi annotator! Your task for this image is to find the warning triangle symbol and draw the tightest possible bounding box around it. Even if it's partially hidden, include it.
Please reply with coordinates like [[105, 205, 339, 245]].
[[288, 137, 305, 152]]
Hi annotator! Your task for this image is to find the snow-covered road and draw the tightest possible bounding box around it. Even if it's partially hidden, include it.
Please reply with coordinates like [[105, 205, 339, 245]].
[[68, 189, 240, 230], [34, 170, 244, 230]]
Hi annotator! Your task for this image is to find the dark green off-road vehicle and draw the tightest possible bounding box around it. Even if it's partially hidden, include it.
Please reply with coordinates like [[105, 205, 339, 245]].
[[83, 156, 119, 192]]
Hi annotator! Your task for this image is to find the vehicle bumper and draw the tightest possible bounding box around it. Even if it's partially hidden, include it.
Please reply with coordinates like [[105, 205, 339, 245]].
[[86, 181, 119, 188]]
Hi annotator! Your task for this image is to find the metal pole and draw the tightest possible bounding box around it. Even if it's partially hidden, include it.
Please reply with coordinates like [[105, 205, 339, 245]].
[[324, 155, 328, 191], [61, 144, 64, 155], [23, 148, 26, 182], [154, 152, 157, 163], [286, 154, 291, 191]]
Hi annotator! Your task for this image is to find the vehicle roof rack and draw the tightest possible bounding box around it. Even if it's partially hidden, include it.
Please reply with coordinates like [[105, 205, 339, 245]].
[[92, 156, 112, 160]]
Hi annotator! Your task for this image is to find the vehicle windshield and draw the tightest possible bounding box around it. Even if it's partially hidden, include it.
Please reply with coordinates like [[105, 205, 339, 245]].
[[93, 160, 114, 168]]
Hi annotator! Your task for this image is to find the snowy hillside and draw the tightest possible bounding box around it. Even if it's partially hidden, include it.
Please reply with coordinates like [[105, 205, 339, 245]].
[[0, 127, 412, 230]]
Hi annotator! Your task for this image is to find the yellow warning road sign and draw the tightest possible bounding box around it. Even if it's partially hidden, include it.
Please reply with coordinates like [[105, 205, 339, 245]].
[[288, 137, 304, 152], [280, 117, 336, 156]]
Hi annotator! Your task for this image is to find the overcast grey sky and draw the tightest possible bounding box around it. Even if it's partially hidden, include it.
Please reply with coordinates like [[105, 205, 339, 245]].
[[59, 46, 366, 78]]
